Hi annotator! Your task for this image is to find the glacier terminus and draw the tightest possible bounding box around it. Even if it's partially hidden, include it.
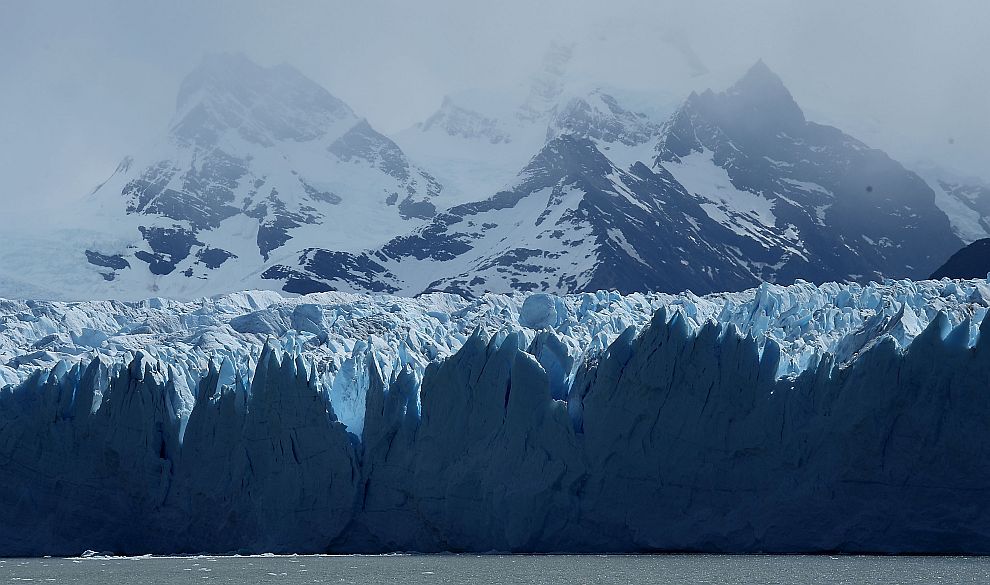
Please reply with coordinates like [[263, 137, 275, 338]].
[[1, 277, 989, 555]]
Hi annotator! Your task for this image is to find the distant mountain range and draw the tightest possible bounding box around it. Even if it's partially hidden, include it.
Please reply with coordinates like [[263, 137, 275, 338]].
[[0, 52, 982, 300]]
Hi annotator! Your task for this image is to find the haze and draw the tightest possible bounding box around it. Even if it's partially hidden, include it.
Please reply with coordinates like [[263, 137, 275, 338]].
[[1, 0, 987, 221]]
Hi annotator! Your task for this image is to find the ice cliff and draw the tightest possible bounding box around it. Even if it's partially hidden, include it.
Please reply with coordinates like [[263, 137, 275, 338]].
[[1, 278, 989, 554]]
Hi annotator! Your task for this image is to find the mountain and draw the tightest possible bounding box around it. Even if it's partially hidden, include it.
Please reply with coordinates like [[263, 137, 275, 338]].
[[3, 279, 990, 554], [655, 60, 962, 285], [393, 43, 581, 204], [546, 89, 660, 146], [930, 238, 990, 279], [392, 42, 669, 204], [264, 61, 963, 297], [0, 54, 446, 300], [264, 134, 761, 296], [0, 57, 970, 301]]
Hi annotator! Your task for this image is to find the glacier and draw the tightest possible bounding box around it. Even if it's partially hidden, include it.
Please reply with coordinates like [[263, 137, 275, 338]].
[[1, 277, 989, 554]]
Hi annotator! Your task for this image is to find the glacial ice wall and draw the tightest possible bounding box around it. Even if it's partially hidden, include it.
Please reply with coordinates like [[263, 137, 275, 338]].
[[1, 278, 989, 554], [4, 279, 988, 428]]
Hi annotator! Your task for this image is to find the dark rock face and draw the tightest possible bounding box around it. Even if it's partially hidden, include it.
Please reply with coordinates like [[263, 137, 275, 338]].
[[931, 239, 990, 279], [397, 197, 437, 221], [122, 158, 241, 231], [297, 179, 342, 206], [85, 250, 130, 271], [85, 251, 131, 281], [262, 249, 399, 295], [2, 309, 989, 555], [195, 247, 236, 270], [246, 190, 322, 261], [134, 226, 203, 275], [125, 148, 249, 226]]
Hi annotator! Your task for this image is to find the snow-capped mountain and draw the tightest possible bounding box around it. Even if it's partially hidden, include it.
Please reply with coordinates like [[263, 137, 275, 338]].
[[265, 134, 761, 296], [546, 89, 660, 146], [391, 42, 668, 203], [264, 62, 964, 297], [0, 54, 445, 299], [655, 60, 962, 285], [0, 56, 972, 301]]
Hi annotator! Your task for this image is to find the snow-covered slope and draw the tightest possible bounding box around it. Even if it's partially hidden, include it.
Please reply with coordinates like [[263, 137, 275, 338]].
[[393, 89, 545, 204], [0, 54, 445, 300], [394, 42, 578, 203], [2, 277, 990, 554], [921, 168, 990, 244]]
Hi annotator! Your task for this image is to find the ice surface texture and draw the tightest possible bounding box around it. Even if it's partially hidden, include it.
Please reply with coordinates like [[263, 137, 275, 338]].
[[1, 278, 989, 554]]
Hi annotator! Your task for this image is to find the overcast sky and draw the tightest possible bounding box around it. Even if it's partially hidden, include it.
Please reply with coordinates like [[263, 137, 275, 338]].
[[1, 0, 987, 219]]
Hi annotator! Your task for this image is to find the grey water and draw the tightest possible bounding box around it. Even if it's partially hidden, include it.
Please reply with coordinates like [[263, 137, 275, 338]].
[[1, 554, 989, 584]]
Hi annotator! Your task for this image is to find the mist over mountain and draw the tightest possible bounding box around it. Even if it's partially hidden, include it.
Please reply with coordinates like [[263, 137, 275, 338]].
[[3, 1, 987, 228], [0, 54, 965, 300]]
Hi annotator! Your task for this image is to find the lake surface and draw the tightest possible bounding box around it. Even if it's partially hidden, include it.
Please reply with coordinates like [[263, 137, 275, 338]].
[[1, 554, 989, 584]]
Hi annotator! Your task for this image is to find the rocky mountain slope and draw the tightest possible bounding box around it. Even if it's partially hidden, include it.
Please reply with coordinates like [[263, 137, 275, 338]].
[[931, 238, 990, 279], [267, 62, 963, 296]]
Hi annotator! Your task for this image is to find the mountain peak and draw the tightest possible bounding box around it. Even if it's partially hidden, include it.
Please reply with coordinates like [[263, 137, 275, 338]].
[[722, 59, 804, 127], [547, 90, 658, 146], [171, 53, 355, 147], [419, 96, 509, 144], [194, 51, 258, 73], [734, 59, 779, 88], [517, 41, 574, 122], [176, 52, 264, 109], [185, 53, 313, 89], [524, 133, 615, 179]]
